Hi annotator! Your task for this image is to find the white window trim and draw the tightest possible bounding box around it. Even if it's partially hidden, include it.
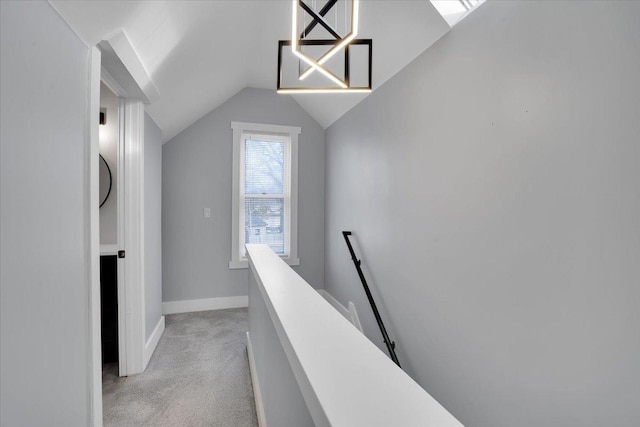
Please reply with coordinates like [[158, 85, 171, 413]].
[[230, 122, 301, 269]]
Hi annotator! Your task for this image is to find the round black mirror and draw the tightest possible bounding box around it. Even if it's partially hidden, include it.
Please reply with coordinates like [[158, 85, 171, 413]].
[[99, 154, 112, 208]]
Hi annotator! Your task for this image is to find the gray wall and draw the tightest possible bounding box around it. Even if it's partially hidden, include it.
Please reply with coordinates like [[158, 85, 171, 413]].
[[99, 82, 118, 244], [1, 1, 91, 425], [145, 112, 163, 339], [325, 1, 640, 427], [162, 88, 325, 302]]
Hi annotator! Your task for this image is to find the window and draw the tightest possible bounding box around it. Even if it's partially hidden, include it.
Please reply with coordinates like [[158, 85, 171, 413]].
[[430, 0, 485, 27], [230, 122, 300, 269]]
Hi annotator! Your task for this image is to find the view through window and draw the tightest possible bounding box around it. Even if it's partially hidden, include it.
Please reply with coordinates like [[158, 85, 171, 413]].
[[230, 121, 300, 269], [243, 137, 287, 255]]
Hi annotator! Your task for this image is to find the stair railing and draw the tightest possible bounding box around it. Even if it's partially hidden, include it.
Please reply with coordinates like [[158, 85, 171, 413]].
[[342, 231, 401, 367]]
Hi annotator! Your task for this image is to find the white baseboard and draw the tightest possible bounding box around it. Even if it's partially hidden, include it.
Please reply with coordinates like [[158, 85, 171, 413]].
[[246, 332, 267, 427], [143, 316, 165, 369], [162, 296, 248, 315]]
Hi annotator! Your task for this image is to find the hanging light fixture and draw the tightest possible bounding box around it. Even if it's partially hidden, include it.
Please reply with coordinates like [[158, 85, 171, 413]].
[[277, 0, 372, 94]]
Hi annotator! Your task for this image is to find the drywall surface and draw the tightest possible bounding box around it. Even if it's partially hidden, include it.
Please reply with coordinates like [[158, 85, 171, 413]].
[[248, 266, 315, 427], [0, 1, 91, 426], [162, 88, 325, 302], [99, 82, 118, 244], [145, 112, 163, 339], [324, 1, 640, 427]]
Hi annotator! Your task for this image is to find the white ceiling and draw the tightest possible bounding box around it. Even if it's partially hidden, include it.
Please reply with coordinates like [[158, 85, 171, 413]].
[[51, 0, 450, 142]]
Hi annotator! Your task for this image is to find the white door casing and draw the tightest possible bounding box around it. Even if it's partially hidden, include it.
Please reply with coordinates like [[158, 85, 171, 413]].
[[103, 71, 147, 378], [75, 19, 155, 427]]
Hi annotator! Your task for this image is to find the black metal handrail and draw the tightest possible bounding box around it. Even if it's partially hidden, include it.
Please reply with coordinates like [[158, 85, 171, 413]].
[[342, 231, 401, 367]]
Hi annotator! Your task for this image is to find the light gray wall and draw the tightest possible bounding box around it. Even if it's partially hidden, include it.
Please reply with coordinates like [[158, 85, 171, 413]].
[[99, 82, 118, 244], [162, 88, 325, 302], [325, 1, 640, 427], [1, 1, 91, 426], [145, 112, 163, 339]]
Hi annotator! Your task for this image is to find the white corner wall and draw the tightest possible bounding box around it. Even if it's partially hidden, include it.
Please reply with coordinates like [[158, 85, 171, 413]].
[[325, 1, 640, 426], [1, 1, 92, 425]]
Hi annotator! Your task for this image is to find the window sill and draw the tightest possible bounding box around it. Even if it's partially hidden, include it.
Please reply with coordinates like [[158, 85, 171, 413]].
[[229, 257, 300, 270]]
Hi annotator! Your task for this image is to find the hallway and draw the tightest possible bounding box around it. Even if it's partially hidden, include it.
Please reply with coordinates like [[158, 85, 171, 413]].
[[102, 308, 257, 426]]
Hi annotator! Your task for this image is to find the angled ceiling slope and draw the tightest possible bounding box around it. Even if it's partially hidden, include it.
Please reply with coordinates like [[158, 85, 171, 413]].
[[50, 0, 450, 143]]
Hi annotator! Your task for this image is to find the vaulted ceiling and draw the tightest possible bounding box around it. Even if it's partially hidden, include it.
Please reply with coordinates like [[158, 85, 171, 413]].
[[51, 1, 450, 142]]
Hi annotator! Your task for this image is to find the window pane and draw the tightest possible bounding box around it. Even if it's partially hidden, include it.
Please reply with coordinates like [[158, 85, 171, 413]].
[[245, 197, 285, 255], [245, 138, 285, 195]]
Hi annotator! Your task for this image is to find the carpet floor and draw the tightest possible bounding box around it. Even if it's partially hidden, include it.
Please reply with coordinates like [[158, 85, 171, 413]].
[[102, 308, 258, 427]]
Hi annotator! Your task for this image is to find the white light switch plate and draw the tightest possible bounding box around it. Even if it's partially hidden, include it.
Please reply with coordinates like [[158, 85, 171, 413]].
[[203, 208, 211, 218]]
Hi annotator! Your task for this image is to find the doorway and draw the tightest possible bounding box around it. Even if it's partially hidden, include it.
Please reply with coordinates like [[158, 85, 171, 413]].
[[98, 82, 120, 373], [88, 33, 158, 425]]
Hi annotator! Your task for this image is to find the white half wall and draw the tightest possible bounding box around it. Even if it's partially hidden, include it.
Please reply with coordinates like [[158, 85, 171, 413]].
[[325, 1, 640, 426]]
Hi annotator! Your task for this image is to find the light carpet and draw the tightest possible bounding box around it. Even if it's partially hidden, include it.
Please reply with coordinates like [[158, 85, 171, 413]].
[[102, 308, 258, 427]]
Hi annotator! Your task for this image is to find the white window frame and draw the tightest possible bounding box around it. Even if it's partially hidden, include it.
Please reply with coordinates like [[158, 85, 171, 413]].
[[230, 122, 301, 269]]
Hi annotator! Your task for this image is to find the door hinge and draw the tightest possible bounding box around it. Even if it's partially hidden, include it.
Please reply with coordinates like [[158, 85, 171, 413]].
[[118, 250, 125, 259]]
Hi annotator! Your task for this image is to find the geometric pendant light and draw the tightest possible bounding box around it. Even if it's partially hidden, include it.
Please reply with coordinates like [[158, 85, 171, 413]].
[[277, 0, 372, 93]]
